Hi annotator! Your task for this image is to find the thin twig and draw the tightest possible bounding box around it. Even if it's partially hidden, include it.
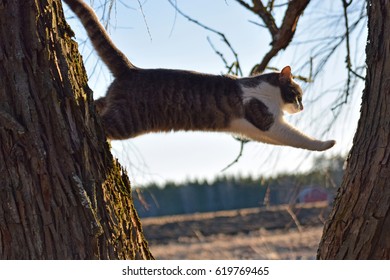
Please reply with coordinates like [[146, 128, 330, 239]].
[[207, 37, 242, 76], [220, 139, 249, 172], [342, 0, 352, 106], [286, 206, 303, 232], [137, 0, 152, 41], [331, 0, 366, 111], [167, 0, 241, 75], [207, 37, 229, 71], [350, 68, 365, 81], [168, 0, 178, 37], [248, 19, 267, 28]]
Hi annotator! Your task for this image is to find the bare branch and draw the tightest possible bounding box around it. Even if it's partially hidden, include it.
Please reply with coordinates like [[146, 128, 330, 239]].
[[286, 206, 303, 232], [327, 1, 366, 111], [248, 19, 267, 28], [167, 0, 241, 75], [251, 0, 311, 74], [341, 0, 352, 106], [207, 37, 229, 69], [350, 68, 365, 81], [266, 0, 275, 12], [220, 138, 249, 172], [235, 0, 279, 37], [235, 0, 311, 74], [207, 37, 242, 76]]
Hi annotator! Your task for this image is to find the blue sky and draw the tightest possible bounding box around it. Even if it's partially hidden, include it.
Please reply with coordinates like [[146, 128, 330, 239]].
[[64, 0, 367, 186]]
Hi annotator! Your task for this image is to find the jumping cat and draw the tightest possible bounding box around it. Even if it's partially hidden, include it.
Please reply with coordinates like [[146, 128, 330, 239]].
[[63, 0, 336, 151]]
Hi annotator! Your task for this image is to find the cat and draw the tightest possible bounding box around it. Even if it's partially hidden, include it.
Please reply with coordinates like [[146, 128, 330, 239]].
[[63, 0, 336, 151]]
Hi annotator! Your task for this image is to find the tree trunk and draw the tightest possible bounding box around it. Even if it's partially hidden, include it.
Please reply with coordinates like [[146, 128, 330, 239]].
[[317, 0, 390, 259], [0, 0, 153, 259]]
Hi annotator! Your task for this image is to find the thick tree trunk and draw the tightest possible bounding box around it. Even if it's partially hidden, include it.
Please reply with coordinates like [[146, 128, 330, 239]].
[[0, 0, 153, 259], [317, 0, 390, 259]]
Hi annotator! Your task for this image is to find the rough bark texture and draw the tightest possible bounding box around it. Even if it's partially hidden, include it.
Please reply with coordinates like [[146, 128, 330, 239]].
[[317, 0, 390, 259], [0, 0, 153, 259]]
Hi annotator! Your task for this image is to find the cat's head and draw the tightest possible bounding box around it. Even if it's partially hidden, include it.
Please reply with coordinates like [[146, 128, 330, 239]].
[[277, 66, 304, 114], [240, 66, 304, 114]]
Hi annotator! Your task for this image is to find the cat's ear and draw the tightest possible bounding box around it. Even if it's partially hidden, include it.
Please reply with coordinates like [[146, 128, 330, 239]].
[[279, 66, 292, 81]]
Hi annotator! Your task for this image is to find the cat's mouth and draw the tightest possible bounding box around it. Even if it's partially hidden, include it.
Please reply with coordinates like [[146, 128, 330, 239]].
[[284, 103, 304, 114]]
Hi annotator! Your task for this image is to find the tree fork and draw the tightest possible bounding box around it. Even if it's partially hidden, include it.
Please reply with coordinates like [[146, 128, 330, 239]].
[[0, 0, 153, 259]]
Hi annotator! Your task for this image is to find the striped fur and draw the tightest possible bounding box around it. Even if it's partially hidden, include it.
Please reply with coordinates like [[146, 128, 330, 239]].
[[64, 0, 336, 151], [64, 0, 136, 77]]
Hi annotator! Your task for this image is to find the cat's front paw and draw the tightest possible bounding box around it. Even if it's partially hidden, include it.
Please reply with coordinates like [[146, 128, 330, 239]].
[[317, 140, 336, 151]]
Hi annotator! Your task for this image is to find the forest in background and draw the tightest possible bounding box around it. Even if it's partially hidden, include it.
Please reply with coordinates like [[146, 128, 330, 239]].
[[134, 155, 344, 217]]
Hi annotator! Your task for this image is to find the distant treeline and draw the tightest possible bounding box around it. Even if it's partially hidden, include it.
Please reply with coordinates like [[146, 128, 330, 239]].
[[133, 155, 344, 218]]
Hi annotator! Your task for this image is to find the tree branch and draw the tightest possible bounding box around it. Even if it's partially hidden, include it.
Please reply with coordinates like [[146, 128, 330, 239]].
[[235, 0, 311, 74], [235, 0, 279, 37], [250, 0, 311, 74]]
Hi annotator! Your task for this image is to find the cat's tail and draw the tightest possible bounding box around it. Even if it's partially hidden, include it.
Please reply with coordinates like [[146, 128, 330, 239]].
[[63, 0, 137, 77]]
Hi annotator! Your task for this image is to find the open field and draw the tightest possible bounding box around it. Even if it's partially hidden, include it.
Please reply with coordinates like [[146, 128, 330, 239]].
[[141, 202, 330, 259]]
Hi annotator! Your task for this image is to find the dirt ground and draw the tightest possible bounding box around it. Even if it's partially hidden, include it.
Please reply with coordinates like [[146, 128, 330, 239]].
[[148, 226, 323, 260], [141, 203, 329, 260]]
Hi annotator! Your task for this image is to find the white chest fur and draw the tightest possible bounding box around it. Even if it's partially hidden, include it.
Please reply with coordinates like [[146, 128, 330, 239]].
[[240, 82, 283, 117], [226, 82, 336, 151]]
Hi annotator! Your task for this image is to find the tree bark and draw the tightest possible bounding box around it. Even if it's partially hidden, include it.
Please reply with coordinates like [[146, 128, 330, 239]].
[[317, 0, 390, 259], [0, 0, 153, 259]]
